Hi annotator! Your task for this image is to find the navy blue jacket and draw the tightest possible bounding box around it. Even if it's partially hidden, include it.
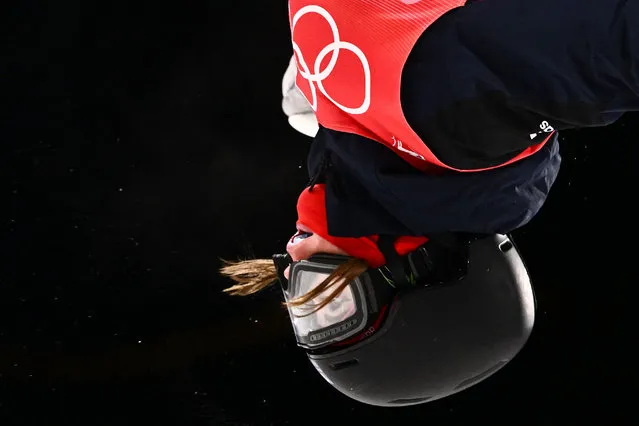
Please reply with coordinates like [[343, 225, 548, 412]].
[[309, 0, 639, 237]]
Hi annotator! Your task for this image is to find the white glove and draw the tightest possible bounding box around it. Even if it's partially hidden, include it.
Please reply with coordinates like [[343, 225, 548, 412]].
[[281, 55, 319, 138]]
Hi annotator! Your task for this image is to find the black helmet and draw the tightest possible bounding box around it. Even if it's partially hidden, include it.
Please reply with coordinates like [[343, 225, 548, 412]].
[[273, 233, 535, 407]]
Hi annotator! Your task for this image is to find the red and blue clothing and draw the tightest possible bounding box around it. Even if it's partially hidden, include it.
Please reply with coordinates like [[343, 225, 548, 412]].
[[290, 0, 639, 239]]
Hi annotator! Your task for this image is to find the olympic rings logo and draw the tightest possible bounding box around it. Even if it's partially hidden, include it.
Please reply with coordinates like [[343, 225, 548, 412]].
[[291, 5, 371, 115]]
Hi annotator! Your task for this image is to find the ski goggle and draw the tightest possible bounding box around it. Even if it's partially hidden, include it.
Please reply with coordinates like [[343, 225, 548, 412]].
[[272, 235, 473, 351], [272, 254, 396, 351]]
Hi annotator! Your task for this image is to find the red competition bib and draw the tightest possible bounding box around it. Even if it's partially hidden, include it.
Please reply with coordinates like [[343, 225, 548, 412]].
[[288, 0, 550, 172]]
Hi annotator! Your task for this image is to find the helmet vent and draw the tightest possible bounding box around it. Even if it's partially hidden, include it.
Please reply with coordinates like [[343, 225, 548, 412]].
[[454, 360, 507, 390], [499, 240, 514, 252], [329, 359, 359, 371], [388, 396, 432, 405]]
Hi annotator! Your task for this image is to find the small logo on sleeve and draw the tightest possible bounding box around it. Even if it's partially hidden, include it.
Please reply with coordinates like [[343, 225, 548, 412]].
[[530, 121, 555, 140]]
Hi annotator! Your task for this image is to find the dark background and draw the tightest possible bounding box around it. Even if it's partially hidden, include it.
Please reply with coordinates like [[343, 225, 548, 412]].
[[2, 1, 636, 425]]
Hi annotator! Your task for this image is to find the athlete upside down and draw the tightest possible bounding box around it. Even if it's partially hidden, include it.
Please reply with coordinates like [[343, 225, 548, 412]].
[[220, 0, 639, 406]]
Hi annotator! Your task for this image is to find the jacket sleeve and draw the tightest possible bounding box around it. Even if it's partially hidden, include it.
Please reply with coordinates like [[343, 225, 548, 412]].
[[401, 0, 639, 170]]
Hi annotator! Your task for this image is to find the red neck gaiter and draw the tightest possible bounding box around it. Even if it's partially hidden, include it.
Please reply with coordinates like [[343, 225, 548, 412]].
[[296, 184, 428, 268]]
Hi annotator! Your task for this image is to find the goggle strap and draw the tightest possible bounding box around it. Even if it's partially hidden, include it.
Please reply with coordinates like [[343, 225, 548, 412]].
[[378, 233, 475, 286], [272, 253, 293, 291], [377, 235, 411, 289]]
